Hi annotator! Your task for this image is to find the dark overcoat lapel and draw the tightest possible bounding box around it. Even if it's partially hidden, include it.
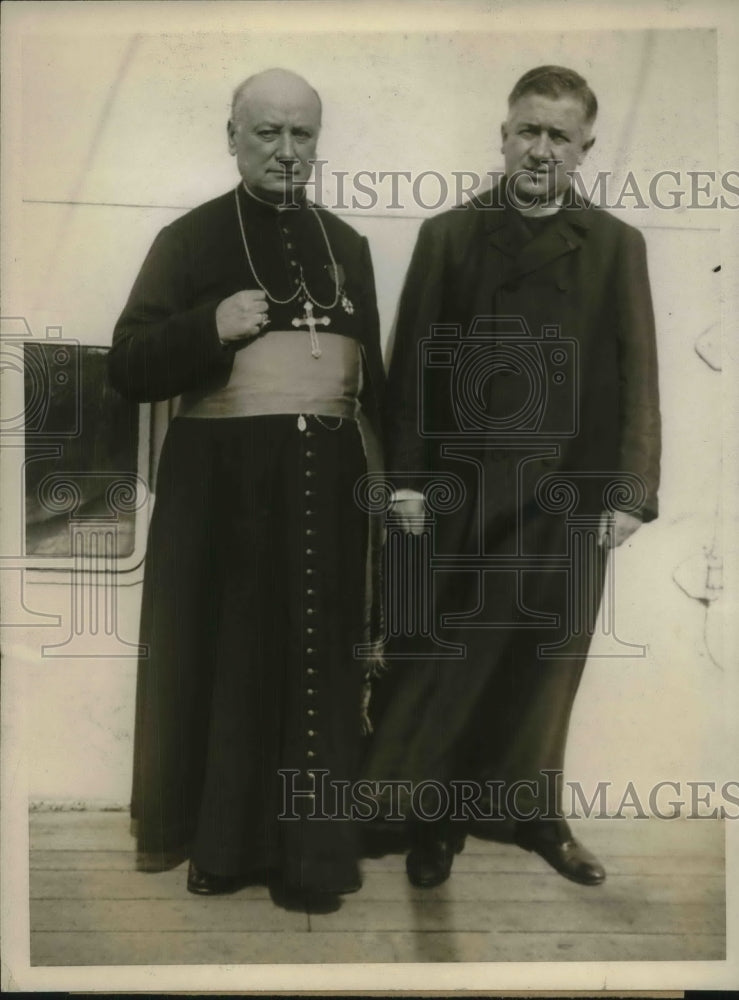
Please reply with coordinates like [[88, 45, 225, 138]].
[[483, 198, 589, 291]]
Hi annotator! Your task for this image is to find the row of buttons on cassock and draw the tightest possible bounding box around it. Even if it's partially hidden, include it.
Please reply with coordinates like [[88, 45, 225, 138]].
[[280, 217, 301, 288], [303, 426, 319, 769]]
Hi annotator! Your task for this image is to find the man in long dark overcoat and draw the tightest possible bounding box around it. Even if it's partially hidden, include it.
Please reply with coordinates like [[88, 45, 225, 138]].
[[364, 66, 660, 888]]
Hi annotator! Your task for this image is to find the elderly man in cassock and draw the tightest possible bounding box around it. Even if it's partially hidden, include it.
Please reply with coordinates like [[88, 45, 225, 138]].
[[109, 68, 384, 903], [365, 66, 660, 889]]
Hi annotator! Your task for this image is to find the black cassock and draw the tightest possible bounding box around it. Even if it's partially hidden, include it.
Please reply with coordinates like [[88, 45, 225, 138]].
[[364, 188, 660, 821], [109, 185, 384, 892]]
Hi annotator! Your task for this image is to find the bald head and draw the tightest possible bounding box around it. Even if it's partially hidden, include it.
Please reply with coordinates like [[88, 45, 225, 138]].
[[227, 68, 322, 202], [231, 68, 322, 124]]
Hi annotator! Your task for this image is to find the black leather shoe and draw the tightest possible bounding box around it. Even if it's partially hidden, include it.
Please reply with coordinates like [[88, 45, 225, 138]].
[[406, 831, 466, 889], [514, 820, 606, 886], [187, 861, 244, 895], [269, 882, 344, 914]]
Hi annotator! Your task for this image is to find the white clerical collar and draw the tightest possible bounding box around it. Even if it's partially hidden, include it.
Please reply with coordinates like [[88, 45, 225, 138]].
[[516, 194, 565, 219], [240, 181, 308, 213]]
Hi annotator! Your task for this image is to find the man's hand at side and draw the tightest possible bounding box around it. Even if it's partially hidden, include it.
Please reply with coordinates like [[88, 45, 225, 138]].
[[598, 510, 642, 548], [392, 496, 426, 535]]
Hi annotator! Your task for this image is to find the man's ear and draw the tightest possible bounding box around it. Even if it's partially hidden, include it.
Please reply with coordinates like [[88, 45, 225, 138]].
[[579, 134, 596, 162], [227, 120, 236, 155], [500, 121, 508, 153]]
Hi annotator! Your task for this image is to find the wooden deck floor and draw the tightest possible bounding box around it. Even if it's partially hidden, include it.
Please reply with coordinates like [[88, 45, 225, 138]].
[[30, 811, 725, 965]]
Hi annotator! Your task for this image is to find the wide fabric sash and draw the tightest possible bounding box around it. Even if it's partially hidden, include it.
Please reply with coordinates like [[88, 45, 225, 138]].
[[179, 330, 361, 420]]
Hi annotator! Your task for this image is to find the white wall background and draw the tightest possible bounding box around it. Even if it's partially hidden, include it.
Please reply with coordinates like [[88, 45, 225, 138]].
[[2, 15, 734, 813]]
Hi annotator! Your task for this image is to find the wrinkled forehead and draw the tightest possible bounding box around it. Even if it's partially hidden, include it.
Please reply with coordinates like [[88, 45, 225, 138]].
[[507, 92, 592, 133], [234, 84, 321, 129]]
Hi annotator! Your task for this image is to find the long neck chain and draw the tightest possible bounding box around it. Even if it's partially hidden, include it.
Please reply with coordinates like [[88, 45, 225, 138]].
[[234, 186, 340, 309]]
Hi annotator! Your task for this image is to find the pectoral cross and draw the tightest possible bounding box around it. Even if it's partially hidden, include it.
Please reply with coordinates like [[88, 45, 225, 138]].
[[292, 299, 331, 359]]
